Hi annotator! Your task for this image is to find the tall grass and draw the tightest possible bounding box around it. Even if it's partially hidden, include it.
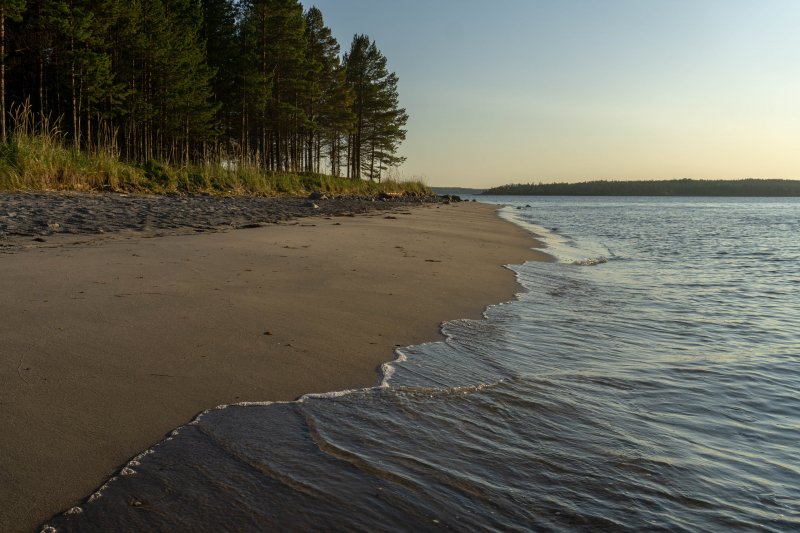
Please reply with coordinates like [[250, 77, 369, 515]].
[[0, 104, 430, 197], [0, 103, 146, 191]]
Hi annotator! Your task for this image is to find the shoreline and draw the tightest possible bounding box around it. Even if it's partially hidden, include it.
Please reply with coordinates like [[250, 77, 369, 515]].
[[0, 198, 547, 532]]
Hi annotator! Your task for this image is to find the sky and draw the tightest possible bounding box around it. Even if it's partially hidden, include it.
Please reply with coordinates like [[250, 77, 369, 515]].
[[309, 0, 800, 187]]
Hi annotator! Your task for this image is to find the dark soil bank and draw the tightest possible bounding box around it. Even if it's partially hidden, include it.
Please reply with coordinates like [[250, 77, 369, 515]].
[[0, 192, 448, 250]]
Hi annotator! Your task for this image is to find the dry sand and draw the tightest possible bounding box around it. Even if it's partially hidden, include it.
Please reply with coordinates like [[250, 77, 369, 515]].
[[0, 202, 547, 532]]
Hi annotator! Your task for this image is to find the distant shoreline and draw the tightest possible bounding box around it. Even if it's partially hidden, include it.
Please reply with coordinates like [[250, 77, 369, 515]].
[[482, 178, 800, 197]]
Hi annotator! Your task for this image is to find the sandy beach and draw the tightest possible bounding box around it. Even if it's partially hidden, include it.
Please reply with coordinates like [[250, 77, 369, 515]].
[[0, 198, 546, 532]]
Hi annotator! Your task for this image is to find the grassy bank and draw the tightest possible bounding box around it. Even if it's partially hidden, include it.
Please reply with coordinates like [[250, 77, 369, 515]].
[[0, 116, 429, 197]]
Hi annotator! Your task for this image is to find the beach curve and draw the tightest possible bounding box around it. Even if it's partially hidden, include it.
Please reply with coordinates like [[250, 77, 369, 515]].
[[0, 199, 546, 532]]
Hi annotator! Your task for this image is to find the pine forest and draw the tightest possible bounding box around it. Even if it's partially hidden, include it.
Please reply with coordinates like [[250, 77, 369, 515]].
[[0, 0, 413, 193]]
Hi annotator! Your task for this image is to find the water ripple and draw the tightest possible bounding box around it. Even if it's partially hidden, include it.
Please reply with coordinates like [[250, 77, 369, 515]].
[[44, 198, 800, 532]]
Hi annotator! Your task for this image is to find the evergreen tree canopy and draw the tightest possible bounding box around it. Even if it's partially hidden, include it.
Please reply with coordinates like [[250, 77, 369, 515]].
[[1, 0, 408, 178], [344, 34, 407, 181], [0, 0, 28, 138]]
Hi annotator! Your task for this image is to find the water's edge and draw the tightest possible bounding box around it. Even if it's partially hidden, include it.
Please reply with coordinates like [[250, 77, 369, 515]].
[[41, 197, 800, 531], [40, 205, 545, 531]]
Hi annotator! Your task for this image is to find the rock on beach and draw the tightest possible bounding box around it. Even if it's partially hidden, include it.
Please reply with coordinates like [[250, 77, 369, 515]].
[[0, 192, 443, 247]]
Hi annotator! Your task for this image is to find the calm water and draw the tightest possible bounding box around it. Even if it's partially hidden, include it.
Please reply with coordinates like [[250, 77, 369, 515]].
[[45, 197, 800, 532]]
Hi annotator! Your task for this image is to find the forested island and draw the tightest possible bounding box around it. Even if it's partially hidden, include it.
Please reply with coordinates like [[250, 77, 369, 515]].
[[483, 179, 800, 197], [0, 0, 420, 195]]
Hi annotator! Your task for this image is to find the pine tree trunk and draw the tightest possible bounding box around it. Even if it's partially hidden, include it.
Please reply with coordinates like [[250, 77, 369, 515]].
[[306, 100, 314, 172], [185, 114, 190, 167], [261, 122, 267, 168], [369, 141, 375, 181], [71, 34, 79, 149], [1, 9, 6, 142], [38, 47, 45, 121], [128, 57, 136, 161], [334, 134, 340, 176], [316, 135, 321, 173], [275, 128, 281, 172], [86, 103, 92, 151], [240, 72, 248, 159], [353, 103, 363, 179], [346, 133, 351, 179]]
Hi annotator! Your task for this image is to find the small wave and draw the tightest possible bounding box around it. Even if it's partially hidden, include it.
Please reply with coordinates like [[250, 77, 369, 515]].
[[302, 388, 370, 400], [392, 380, 504, 398], [571, 256, 609, 266], [42, 198, 800, 533], [379, 349, 408, 388]]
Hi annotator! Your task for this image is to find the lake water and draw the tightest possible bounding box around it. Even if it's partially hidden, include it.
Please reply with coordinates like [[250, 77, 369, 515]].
[[44, 197, 800, 532]]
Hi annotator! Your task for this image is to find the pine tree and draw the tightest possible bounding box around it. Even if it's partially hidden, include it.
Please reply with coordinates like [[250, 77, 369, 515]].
[[236, 0, 273, 165], [161, 0, 217, 165], [323, 64, 354, 176], [10, 0, 64, 122], [232, 3, 255, 159], [1, 1, 407, 178], [74, 0, 129, 152], [303, 6, 331, 172], [368, 71, 407, 181], [344, 34, 407, 180], [104, 0, 216, 164], [94, 0, 138, 155], [201, 0, 237, 154], [125, 0, 169, 161], [303, 6, 355, 174], [262, 0, 306, 172], [51, 0, 124, 149], [238, 0, 306, 171], [0, 0, 26, 140]]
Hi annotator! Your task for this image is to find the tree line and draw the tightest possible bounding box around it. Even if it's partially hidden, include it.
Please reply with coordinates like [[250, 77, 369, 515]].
[[0, 0, 407, 181], [483, 179, 800, 197]]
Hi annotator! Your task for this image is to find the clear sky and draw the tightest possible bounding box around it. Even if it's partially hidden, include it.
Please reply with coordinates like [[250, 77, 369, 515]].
[[308, 0, 800, 187]]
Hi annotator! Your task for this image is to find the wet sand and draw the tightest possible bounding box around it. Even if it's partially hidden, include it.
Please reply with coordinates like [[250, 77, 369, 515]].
[[0, 199, 546, 532]]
